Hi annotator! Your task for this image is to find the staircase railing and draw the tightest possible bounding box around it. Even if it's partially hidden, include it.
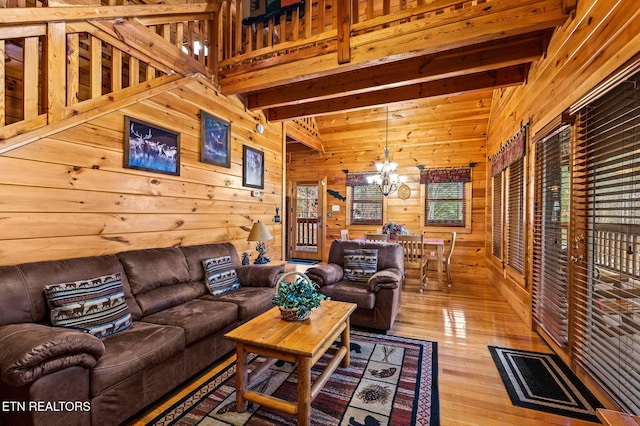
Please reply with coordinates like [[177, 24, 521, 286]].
[[0, 2, 216, 143]]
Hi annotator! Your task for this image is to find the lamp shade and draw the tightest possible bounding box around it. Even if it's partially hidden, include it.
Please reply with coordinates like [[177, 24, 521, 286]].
[[247, 220, 273, 242]]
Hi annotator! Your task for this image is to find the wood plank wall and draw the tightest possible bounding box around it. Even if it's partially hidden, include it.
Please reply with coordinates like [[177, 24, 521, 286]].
[[485, 0, 640, 326], [0, 76, 284, 266], [286, 92, 492, 277]]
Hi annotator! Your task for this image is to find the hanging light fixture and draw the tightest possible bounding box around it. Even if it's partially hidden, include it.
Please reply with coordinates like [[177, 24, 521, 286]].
[[367, 106, 407, 196]]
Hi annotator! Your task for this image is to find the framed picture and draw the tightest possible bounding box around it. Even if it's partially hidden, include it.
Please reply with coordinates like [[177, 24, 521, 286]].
[[243, 145, 264, 189], [124, 116, 180, 176], [200, 110, 231, 168]]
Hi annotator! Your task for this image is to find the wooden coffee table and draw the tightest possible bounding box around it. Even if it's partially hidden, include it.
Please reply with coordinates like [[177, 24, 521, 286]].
[[224, 300, 357, 426]]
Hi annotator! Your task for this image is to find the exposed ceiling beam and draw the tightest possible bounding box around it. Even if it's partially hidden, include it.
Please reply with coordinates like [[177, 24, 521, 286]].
[[247, 32, 550, 110], [266, 65, 529, 121]]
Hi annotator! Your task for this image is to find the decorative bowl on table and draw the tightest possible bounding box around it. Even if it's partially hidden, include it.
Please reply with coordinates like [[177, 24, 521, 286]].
[[272, 271, 328, 321]]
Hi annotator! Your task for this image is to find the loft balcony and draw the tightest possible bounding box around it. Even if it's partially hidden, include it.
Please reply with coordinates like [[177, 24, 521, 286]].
[[216, 0, 574, 120]]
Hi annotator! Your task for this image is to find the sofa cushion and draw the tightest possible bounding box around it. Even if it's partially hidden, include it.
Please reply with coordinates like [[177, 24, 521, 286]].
[[200, 287, 275, 321], [117, 247, 191, 295], [118, 247, 203, 317], [319, 282, 376, 309], [141, 299, 238, 346], [44, 273, 132, 337], [90, 321, 184, 396], [343, 249, 378, 282], [202, 256, 240, 295]]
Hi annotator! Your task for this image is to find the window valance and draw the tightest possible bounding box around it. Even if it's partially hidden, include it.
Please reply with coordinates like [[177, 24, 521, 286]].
[[346, 172, 376, 187], [490, 125, 527, 177], [419, 167, 471, 184]]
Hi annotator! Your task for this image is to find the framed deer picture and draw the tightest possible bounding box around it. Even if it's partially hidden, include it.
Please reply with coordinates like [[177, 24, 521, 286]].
[[200, 110, 231, 168], [124, 116, 180, 176]]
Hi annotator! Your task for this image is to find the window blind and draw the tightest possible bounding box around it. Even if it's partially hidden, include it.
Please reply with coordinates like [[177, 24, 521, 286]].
[[572, 72, 640, 414], [506, 157, 525, 274], [348, 174, 383, 225], [532, 125, 571, 347], [492, 173, 503, 259], [421, 167, 471, 227]]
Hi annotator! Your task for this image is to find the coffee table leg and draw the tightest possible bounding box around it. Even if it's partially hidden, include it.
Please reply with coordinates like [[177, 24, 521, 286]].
[[341, 319, 351, 367], [235, 343, 248, 412], [297, 356, 312, 426]]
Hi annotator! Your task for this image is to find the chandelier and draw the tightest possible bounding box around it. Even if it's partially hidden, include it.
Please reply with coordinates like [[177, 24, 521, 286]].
[[367, 107, 407, 196]]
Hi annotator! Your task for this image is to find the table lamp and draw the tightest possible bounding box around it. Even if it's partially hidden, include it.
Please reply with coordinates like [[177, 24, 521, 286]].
[[247, 220, 273, 264]]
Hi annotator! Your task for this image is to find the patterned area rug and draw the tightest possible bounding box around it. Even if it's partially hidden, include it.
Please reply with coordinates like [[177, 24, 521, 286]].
[[489, 346, 604, 422], [147, 331, 438, 425]]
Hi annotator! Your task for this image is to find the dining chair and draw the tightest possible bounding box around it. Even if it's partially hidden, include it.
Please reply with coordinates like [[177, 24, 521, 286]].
[[397, 234, 427, 288], [364, 233, 389, 242], [340, 229, 350, 240], [426, 232, 457, 287]]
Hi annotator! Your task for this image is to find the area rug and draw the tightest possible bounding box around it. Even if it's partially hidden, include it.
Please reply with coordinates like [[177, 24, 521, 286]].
[[489, 346, 603, 422], [146, 331, 438, 425], [287, 258, 320, 265]]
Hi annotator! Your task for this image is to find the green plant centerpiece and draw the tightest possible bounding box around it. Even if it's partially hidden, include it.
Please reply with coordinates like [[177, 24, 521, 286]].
[[272, 271, 329, 321]]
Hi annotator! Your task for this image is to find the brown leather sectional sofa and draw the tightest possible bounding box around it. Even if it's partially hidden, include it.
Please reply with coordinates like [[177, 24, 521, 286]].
[[305, 240, 404, 331], [0, 242, 284, 426]]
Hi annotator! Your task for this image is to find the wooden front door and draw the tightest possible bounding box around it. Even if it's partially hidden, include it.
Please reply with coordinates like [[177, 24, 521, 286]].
[[289, 179, 325, 260]]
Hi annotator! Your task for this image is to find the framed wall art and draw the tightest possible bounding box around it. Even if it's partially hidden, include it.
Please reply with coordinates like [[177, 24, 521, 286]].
[[124, 116, 180, 176], [242, 145, 264, 189], [200, 110, 231, 168]]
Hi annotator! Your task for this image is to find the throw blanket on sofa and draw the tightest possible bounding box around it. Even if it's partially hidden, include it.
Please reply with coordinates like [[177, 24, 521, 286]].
[[241, 0, 304, 25]]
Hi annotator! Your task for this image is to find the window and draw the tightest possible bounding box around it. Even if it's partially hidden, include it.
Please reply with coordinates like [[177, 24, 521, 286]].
[[421, 167, 471, 228], [492, 173, 503, 259], [506, 157, 525, 274], [490, 126, 527, 274], [346, 173, 383, 225], [532, 125, 571, 347], [572, 71, 640, 414], [425, 182, 466, 226]]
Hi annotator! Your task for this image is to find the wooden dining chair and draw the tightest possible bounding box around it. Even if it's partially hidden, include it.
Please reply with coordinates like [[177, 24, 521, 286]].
[[340, 229, 350, 240], [364, 233, 389, 242], [397, 234, 427, 288], [426, 232, 457, 287]]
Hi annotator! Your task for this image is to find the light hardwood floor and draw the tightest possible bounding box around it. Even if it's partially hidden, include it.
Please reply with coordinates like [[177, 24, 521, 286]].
[[397, 269, 599, 426], [132, 266, 601, 425]]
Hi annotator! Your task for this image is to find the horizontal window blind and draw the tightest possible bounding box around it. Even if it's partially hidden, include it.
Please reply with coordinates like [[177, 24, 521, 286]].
[[507, 157, 525, 274], [492, 174, 503, 259], [572, 72, 640, 414], [350, 184, 383, 225], [532, 125, 571, 347], [424, 182, 466, 226]]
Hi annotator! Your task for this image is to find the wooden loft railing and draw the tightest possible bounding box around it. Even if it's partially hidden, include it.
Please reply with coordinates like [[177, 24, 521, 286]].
[[0, 1, 216, 148], [218, 0, 488, 69]]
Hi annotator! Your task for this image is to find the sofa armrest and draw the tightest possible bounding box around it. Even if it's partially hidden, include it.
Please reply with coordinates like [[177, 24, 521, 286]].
[[236, 264, 285, 288], [0, 323, 105, 387], [368, 268, 403, 292], [305, 264, 344, 287]]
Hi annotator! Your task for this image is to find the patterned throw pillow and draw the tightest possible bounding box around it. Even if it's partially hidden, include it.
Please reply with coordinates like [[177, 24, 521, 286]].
[[343, 249, 378, 282], [44, 273, 132, 338], [202, 256, 241, 295]]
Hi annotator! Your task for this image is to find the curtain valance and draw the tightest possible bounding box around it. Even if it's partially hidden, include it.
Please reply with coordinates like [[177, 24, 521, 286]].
[[490, 125, 527, 177], [419, 167, 471, 184], [346, 172, 376, 187]]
